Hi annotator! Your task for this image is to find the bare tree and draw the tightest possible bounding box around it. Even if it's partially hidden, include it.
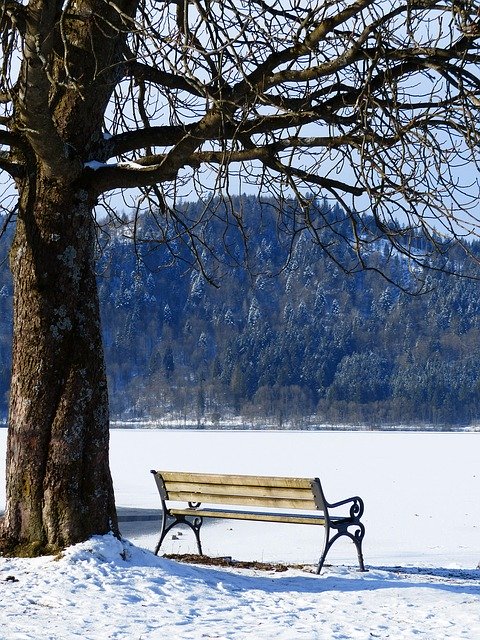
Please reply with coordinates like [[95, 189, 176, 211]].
[[0, 0, 479, 555]]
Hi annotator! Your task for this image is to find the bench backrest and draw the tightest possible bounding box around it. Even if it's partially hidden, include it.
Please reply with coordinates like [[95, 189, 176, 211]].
[[151, 471, 327, 511]]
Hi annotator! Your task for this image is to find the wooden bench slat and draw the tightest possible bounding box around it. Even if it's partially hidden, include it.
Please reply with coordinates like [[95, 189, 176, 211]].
[[170, 507, 327, 525], [160, 471, 313, 489], [167, 491, 318, 510], [164, 481, 316, 501]]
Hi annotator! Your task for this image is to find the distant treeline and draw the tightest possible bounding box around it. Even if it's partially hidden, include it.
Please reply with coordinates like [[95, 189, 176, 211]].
[[1, 195, 480, 427]]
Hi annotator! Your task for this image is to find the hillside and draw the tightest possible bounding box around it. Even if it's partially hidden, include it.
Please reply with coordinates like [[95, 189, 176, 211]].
[[1, 196, 480, 427]]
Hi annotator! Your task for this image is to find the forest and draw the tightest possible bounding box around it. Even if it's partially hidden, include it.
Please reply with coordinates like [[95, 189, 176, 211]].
[[1, 195, 480, 429]]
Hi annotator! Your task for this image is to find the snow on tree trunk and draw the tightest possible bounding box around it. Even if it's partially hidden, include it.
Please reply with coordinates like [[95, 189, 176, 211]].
[[1, 177, 118, 555]]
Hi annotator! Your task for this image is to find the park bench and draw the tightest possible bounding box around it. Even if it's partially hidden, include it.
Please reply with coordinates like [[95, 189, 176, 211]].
[[150, 470, 366, 573]]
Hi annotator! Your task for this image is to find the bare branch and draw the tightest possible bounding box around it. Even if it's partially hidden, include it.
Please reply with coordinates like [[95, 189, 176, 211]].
[[0, 156, 24, 179], [1, 1, 27, 36], [2, 0, 480, 277], [14, 1, 81, 178], [123, 57, 205, 98], [0, 129, 21, 147]]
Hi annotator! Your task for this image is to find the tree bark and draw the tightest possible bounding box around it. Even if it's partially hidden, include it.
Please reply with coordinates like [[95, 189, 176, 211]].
[[1, 175, 118, 555]]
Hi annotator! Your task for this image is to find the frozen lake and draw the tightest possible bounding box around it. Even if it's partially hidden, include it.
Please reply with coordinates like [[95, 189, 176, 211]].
[[1, 428, 480, 640], [1, 428, 479, 568]]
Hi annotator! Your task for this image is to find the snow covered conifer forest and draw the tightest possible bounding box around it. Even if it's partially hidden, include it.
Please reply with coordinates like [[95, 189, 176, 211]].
[[1, 195, 480, 429]]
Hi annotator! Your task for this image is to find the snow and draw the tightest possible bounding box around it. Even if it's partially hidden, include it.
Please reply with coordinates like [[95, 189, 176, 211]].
[[84, 159, 153, 172], [84, 160, 110, 170], [1, 428, 479, 639], [117, 161, 149, 170]]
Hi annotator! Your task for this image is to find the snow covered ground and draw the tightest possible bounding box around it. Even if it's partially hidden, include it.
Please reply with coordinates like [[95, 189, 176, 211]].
[[0, 428, 479, 639]]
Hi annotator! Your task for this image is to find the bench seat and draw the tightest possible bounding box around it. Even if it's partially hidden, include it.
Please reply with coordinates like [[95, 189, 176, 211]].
[[169, 506, 328, 525]]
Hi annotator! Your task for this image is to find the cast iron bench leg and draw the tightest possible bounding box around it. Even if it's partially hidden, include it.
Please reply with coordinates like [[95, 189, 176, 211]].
[[154, 514, 204, 556], [316, 522, 366, 573]]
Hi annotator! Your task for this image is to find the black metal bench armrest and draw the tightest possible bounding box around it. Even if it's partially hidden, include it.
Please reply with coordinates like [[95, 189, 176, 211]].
[[327, 495, 364, 520]]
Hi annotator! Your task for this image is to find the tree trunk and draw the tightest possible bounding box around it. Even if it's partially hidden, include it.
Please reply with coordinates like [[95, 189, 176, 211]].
[[1, 175, 118, 556]]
